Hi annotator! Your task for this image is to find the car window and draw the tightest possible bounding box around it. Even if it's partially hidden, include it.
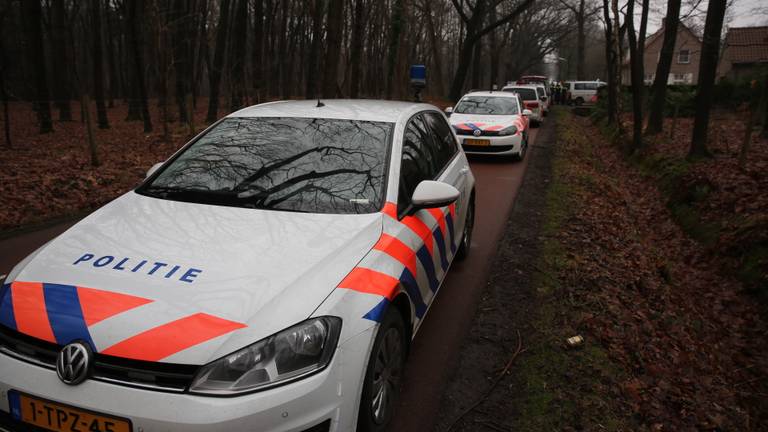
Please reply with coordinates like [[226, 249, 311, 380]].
[[587, 83, 598, 90], [398, 116, 439, 214], [423, 112, 458, 171], [575, 83, 586, 90], [139, 117, 392, 214], [536, 87, 545, 98], [455, 96, 520, 115], [504, 87, 537, 101]]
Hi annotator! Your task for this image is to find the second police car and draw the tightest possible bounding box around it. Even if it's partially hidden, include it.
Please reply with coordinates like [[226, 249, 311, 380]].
[[446, 91, 532, 159], [0, 100, 476, 432]]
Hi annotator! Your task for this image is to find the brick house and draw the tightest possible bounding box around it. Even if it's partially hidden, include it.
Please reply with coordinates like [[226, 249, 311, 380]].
[[622, 21, 702, 85], [717, 26, 768, 80]]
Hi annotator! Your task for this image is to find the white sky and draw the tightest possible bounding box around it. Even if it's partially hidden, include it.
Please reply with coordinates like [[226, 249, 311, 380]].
[[644, 0, 768, 35]]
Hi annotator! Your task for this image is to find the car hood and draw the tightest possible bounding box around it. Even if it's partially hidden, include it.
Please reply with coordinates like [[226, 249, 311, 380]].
[[450, 114, 523, 131], [1, 192, 382, 364]]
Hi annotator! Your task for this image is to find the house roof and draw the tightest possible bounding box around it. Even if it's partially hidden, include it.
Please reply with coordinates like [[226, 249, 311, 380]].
[[723, 26, 768, 64]]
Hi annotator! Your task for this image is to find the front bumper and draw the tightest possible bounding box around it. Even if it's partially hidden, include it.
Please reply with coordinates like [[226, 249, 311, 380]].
[[0, 327, 376, 432], [458, 134, 524, 156]]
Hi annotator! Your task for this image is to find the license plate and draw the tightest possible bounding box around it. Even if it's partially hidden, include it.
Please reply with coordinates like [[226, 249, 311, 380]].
[[464, 138, 490, 146], [8, 391, 131, 432]]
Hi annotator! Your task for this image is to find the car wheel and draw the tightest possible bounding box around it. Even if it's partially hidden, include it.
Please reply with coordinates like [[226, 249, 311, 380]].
[[456, 196, 475, 260], [357, 307, 407, 432], [516, 137, 527, 161], [575, 97, 584, 106]]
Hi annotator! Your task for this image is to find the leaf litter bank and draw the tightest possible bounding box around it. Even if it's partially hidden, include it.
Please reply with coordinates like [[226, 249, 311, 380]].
[[435, 109, 767, 431]]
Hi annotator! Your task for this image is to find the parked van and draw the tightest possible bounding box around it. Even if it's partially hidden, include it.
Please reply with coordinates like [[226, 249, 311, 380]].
[[564, 80, 605, 105]]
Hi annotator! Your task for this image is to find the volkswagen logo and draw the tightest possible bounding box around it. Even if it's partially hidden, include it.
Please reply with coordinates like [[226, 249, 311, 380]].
[[473, 129, 482, 137], [56, 341, 92, 385]]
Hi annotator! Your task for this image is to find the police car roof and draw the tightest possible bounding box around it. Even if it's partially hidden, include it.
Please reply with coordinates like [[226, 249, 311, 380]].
[[229, 99, 437, 123], [463, 91, 519, 98]]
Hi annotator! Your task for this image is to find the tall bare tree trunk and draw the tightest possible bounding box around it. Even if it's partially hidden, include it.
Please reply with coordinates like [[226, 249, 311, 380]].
[[385, 0, 406, 99], [646, 0, 681, 135], [349, 0, 364, 98], [21, 0, 53, 134], [689, 0, 727, 159], [252, 0, 264, 102], [206, 0, 231, 122], [626, 0, 648, 152], [51, 0, 73, 121], [128, 0, 152, 132], [92, 0, 110, 129], [229, 0, 249, 110], [306, 0, 324, 99], [576, 0, 586, 80], [602, 0, 617, 124]]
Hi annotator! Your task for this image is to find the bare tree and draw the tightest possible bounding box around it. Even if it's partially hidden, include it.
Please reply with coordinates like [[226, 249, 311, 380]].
[[206, 0, 231, 122], [21, 0, 54, 133], [645, 0, 681, 136], [689, 0, 727, 159], [91, 0, 110, 129]]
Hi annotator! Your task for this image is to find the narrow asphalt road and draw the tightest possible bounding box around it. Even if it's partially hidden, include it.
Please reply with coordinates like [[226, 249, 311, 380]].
[[387, 124, 545, 432]]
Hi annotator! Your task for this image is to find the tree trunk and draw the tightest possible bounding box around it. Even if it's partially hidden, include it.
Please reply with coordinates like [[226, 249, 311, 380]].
[[738, 80, 761, 169], [424, 1, 445, 97], [171, 0, 190, 123], [82, 93, 100, 167], [576, 0, 585, 80], [610, 0, 623, 128], [324, 0, 344, 99], [689, 0, 727, 159], [306, 0, 323, 99], [646, 0, 681, 135], [21, 0, 53, 134], [277, 1, 289, 99], [602, 0, 617, 124], [385, 0, 406, 99], [349, 0, 364, 98], [229, 0, 249, 110], [92, 0, 110, 129], [51, 0, 73, 121], [489, 5, 499, 88], [128, 0, 152, 132], [206, 0, 231, 122], [252, 0, 264, 102], [626, 0, 648, 152], [471, 35, 482, 89], [0, 35, 11, 147], [124, 1, 142, 121]]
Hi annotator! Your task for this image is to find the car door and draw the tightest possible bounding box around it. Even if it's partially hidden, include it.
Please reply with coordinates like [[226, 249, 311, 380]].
[[393, 113, 465, 319]]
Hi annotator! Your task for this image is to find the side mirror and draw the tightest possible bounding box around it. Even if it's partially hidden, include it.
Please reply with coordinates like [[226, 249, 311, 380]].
[[522, 109, 533, 116], [444, 106, 453, 116], [146, 162, 164, 179], [411, 180, 460, 211]]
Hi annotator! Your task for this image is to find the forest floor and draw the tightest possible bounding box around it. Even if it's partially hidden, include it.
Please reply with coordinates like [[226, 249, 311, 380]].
[[0, 100, 206, 234], [436, 108, 768, 431]]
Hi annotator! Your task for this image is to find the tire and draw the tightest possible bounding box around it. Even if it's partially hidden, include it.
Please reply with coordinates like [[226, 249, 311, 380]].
[[456, 196, 475, 260], [575, 97, 584, 106], [357, 307, 407, 432], [516, 136, 528, 161]]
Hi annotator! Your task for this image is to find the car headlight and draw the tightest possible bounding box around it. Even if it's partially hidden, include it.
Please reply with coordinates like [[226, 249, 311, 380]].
[[189, 316, 342, 395], [498, 125, 518, 136]]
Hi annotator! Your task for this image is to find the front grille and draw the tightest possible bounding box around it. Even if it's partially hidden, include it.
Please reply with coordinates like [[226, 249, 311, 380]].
[[455, 129, 502, 137], [462, 144, 516, 153], [302, 419, 331, 432], [0, 326, 198, 393]]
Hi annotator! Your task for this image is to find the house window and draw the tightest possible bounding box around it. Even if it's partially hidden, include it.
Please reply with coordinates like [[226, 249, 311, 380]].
[[678, 49, 690, 64]]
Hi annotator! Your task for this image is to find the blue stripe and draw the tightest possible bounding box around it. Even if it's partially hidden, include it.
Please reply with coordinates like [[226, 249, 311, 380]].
[[42, 283, 94, 348], [8, 390, 21, 420], [416, 246, 439, 292], [0, 283, 17, 331], [363, 298, 389, 322], [446, 213, 456, 254], [467, 123, 481, 131], [433, 227, 450, 271], [399, 268, 427, 318]]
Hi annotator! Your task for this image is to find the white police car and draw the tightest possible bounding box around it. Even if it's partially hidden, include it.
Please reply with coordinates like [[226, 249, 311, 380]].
[[447, 91, 532, 159], [0, 100, 476, 432]]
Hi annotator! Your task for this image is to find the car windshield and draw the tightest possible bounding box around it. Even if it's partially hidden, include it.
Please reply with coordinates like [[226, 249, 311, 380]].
[[138, 117, 392, 214], [454, 96, 519, 115], [504, 87, 537, 101]]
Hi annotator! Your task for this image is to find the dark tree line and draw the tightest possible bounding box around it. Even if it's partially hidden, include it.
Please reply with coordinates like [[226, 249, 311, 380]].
[[1, 0, 588, 139]]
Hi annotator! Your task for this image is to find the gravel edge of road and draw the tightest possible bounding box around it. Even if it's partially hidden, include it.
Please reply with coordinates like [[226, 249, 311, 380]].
[[431, 113, 559, 432]]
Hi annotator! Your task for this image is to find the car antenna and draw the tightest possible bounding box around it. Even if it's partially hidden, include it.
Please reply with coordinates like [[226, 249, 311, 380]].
[[316, 98, 325, 108]]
